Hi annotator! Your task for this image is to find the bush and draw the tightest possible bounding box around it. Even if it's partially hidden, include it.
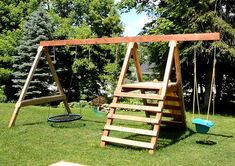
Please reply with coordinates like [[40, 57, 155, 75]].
[[0, 86, 7, 102], [58, 101, 91, 109]]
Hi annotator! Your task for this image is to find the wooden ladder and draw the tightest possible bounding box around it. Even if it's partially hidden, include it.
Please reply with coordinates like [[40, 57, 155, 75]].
[[100, 41, 186, 154]]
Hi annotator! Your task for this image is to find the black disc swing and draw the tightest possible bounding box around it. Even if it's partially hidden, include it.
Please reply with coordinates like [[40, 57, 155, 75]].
[[48, 46, 82, 123], [192, 45, 216, 133], [48, 113, 82, 123]]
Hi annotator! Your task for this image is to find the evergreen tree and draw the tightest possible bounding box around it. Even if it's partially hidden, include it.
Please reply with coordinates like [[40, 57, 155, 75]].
[[12, 6, 52, 99], [1, 0, 123, 102], [0, 1, 41, 101]]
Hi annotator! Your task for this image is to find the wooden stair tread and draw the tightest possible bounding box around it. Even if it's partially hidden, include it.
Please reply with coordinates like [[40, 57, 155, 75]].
[[165, 96, 180, 101], [164, 105, 182, 110], [104, 125, 158, 136], [101, 136, 154, 149], [108, 114, 159, 124], [114, 92, 164, 100], [147, 103, 182, 110], [110, 103, 162, 112], [162, 112, 182, 118], [148, 111, 182, 117], [121, 81, 177, 90], [161, 120, 184, 125]]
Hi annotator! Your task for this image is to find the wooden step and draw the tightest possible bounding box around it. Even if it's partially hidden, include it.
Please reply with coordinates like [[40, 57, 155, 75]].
[[108, 114, 159, 124], [110, 103, 162, 112], [121, 81, 177, 92], [164, 105, 182, 110], [104, 125, 158, 136], [165, 96, 180, 101], [101, 136, 154, 149], [162, 112, 182, 118], [161, 120, 184, 126], [146, 103, 182, 110], [114, 92, 164, 100]]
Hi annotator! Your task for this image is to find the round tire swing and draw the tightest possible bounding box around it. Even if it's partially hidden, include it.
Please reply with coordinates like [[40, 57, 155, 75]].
[[48, 46, 82, 123], [192, 45, 216, 134]]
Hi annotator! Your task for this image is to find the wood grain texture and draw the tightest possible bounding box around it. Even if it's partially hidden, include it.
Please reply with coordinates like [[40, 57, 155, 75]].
[[107, 114, 159, 124], [40, 33, 220, 46], [101, 136, 154, 149]]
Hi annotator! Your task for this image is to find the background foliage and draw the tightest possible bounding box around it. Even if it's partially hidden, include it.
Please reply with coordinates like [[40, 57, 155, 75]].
[[0, 0, 234, 113], [118, 0, 235, 112]]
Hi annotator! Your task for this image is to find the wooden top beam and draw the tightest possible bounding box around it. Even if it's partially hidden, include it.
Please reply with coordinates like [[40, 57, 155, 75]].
[[40, 33, 220, 46]]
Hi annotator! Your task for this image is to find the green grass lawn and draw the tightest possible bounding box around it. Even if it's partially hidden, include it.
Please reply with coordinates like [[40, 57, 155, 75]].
[[0, 103, 234, 166]]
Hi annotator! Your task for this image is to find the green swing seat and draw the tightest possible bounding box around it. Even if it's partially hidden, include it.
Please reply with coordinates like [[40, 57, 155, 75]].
[[192, 118, 214, 134]]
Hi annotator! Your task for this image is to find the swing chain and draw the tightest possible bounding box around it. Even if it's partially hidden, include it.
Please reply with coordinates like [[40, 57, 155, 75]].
[[207, 46, 217, 119], [192, 45, 201, 119]]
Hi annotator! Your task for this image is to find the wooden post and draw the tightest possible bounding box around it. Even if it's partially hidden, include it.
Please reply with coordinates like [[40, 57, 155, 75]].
[[44, 47, 71, 114], [100, 42, 135, 147], [131, 43, 149, 117], [161, 41, 177, 97], [40, 33, 220, 46], [173, 45, 186, 127], [8, 46, 44, 128], [149, 41, 177, 154], [8, 46, 72, 128]]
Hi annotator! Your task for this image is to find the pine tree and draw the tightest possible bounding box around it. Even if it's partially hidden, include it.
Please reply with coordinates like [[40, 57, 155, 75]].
[[12, 6, 52, 99]]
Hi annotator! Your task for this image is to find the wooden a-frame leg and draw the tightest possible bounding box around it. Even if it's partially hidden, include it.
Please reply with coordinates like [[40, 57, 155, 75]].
[[101, 42, 135, 147], [149, 41, 177, 153], [131, 43, 150, 117], [8, 104, 21, 128], [148, 96, 164, 154], [100, 97, 118, 147], [173, 45, 186, 127], [44, 48, 71, 114], [8, 46, 44, 128]]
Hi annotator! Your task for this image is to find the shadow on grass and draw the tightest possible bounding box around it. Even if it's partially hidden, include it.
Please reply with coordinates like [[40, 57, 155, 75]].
[[196, 140, 217, 145], [79, 118, 105, 124], [49, 121, 86, 128], [23, 121, 45, 126], [157, 126, 195, 150], [106, 126, 196, 151], [207, 132, 233, 138]]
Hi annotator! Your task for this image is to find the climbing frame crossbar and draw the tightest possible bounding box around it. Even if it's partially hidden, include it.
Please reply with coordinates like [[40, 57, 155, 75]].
[[40, 33, 220, 46]]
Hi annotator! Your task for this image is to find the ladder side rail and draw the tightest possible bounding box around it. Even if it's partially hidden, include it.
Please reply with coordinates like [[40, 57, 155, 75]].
[[173, 45, 186, 126], [101, 42, 135, 147], [161, 41, 177, 98], [44, 47, 71, 114]]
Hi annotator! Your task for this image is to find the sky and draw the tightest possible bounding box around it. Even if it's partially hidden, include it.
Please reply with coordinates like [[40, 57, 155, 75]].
[[115, 0, 150, 36], [120, 9, 150, 36]]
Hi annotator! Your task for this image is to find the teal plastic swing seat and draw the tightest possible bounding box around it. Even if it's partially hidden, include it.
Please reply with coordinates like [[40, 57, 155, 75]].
[[192, 118, 214, 134], [92, 107, 105, 117]]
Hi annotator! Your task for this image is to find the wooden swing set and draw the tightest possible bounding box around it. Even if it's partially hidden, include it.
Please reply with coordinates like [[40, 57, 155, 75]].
[[8, 33, 220, 154]]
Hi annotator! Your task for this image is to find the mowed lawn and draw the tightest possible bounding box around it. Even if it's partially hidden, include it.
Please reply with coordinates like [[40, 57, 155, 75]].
[[0, 103, 234, 166]]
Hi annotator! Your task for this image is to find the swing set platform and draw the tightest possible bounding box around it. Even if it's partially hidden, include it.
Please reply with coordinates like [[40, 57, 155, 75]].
[[8, 33, 220, 154]]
